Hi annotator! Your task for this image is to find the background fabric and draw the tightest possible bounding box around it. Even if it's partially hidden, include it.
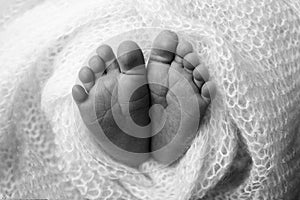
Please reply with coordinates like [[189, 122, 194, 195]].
[[0, 0, 299, 199]]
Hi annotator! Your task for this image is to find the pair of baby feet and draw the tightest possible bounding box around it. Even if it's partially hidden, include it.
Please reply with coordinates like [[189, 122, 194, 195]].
[[72, 30, 216, 167]]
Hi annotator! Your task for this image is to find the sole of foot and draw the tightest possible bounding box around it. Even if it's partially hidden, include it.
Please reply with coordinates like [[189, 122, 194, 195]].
[[147, 30, 216, 165], [72, 41, 151, 168]]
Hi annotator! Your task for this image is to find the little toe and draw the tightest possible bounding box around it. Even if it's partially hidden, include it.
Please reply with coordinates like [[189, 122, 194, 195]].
[[72, 85, 88, 103], [88, 55, 105, 77], [193, 64, 210, 88], [183, 52, 200, 72], [78, 66, 95, 92], [96, 44, 119, 73], [201, 81, 217, 102]]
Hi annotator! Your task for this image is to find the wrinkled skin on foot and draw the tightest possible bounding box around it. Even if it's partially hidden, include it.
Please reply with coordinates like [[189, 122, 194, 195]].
[[72, 41, 152, 167], [147, 30, 215, 164], [0, 0, 300, 200]]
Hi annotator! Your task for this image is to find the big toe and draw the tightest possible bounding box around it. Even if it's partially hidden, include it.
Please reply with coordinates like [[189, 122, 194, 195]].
[[117, 40, 145, 74], [116, 41, 150, 127], [147, 30, 180, 106], [150, 30, 179, 63]]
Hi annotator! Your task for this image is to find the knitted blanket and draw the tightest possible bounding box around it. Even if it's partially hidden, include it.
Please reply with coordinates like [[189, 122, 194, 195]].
[[0, 0, 299, 199]]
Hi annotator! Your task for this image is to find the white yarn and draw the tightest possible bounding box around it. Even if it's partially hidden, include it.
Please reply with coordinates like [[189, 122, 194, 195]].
[[0, 0, 300, 199]]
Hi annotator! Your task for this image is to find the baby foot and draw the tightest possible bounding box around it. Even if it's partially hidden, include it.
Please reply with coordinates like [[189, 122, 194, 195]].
[[147, 30, 216, 164], [72, 41, 151, 167]]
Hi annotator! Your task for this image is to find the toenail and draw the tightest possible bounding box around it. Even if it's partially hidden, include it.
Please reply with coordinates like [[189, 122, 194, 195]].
[[118, 51, 145, 71], [183, 53, 200, 71], [72, 85, 87, 102], [201, 86, 211, 101], [202, 82, 216, 100], [152, 31, 178, 53], [79, 67, 94, 83], [176, 41, 193, 58], [96, 44, 115, 62], [193, 65, 209, 82], [89, 55, 105, 73]]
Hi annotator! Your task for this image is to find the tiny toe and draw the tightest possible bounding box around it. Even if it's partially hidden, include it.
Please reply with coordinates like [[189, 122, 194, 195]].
[[72, 85, 88, 103], [183, 52, 200, 72], [193, 64, 209, 82], [88, 55, 105, 76], [117, 40, 145, 73], [193, 64, 210, 88], [96, 44, 119, 73], [201, 81, 216, 102], [171, 40, 193, 69], [79, 66, 95, 83], [78, 66, 95, 91]]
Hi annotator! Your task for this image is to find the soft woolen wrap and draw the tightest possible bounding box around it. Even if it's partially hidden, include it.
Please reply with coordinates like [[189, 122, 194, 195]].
[[0, 0, 300, 199]]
